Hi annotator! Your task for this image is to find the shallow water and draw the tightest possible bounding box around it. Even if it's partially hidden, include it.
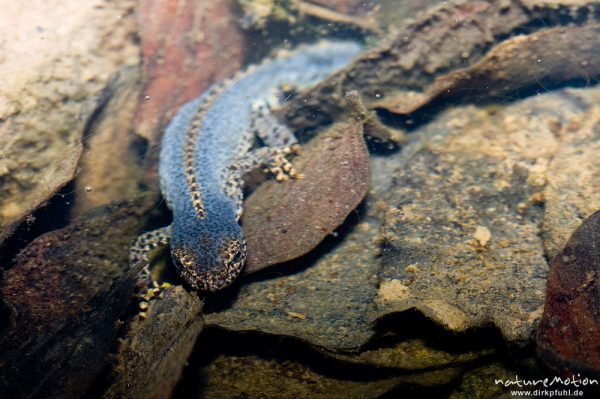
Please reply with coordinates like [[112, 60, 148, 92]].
[[1, 1, 600, 398]]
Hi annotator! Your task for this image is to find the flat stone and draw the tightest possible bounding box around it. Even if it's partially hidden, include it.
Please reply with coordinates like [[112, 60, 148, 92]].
[[377, 95, 564, 342], [541, 88, 600, 258], [205, 211, 381, 350]]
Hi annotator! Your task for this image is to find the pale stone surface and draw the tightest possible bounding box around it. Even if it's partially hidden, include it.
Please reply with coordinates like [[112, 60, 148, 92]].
[[0, 0, 139, 240]]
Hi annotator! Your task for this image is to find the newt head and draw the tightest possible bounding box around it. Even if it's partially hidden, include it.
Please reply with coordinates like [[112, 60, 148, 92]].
[[171, 220, 246, 292]]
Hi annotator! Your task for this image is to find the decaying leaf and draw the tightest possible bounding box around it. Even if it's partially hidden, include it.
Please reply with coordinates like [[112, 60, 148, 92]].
[[377, 24, 600, 115], [242, 121, 369, 273]]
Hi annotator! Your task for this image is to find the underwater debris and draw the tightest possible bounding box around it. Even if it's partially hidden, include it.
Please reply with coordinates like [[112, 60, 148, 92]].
[[4, 0, 600, 397], [0, 197, 204, 399], [238, 0, 379, 33], [105, 286, 203, 399], [277, 0, 600, 128], [275, 0, 530, 126], [327, 337, 495, 371], [191, 353, 461, 399]]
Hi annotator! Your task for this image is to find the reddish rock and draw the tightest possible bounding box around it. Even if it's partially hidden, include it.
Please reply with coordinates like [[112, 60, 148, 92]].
[[537, 210, 600, 377], [0, 200, 147, 398], [135, 0, 246, 146]]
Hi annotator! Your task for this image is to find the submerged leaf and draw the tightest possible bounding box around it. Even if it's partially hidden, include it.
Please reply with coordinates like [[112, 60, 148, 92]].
[[242, 121, 369, 273]]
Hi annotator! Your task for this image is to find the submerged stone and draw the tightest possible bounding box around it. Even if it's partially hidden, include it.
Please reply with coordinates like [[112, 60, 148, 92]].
[[537, 211, 600, 378]]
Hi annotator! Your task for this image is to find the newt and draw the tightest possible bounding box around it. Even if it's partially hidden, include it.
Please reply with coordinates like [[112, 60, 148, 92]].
[[130, 40, 362, 303]]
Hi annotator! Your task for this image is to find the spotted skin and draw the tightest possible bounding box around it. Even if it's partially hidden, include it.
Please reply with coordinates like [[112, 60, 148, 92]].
[[130, 40, 362, 294]]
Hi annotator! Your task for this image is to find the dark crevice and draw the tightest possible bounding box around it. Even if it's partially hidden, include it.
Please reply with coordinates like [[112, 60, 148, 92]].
[[0, 181, 77, 270], [377, 77, 600, 136], [172, 316, 540, 398]]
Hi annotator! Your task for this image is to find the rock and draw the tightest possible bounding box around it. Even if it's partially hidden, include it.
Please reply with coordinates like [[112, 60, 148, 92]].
[[448, 361, 526, 398], [205, 211, 382, 350], [104, 286, 203, 399], [537, 211, 600, 378], [0, 199, 147, 399], [377, 95, 559, 342], [0, 0, 139, 245], [541, 87, 600, 258], [328, 336, 495, 370], [72, 68, 146, 216]]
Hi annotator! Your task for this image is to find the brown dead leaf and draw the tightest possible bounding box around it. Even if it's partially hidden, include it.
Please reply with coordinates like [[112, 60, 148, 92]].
[[378, 24, 600, 115], [241, 121, 369, 273]]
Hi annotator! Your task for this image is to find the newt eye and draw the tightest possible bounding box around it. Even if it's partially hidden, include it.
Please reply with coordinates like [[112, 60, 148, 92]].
[[232, 248, 244, 264], [221, 239, 246, 269]]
